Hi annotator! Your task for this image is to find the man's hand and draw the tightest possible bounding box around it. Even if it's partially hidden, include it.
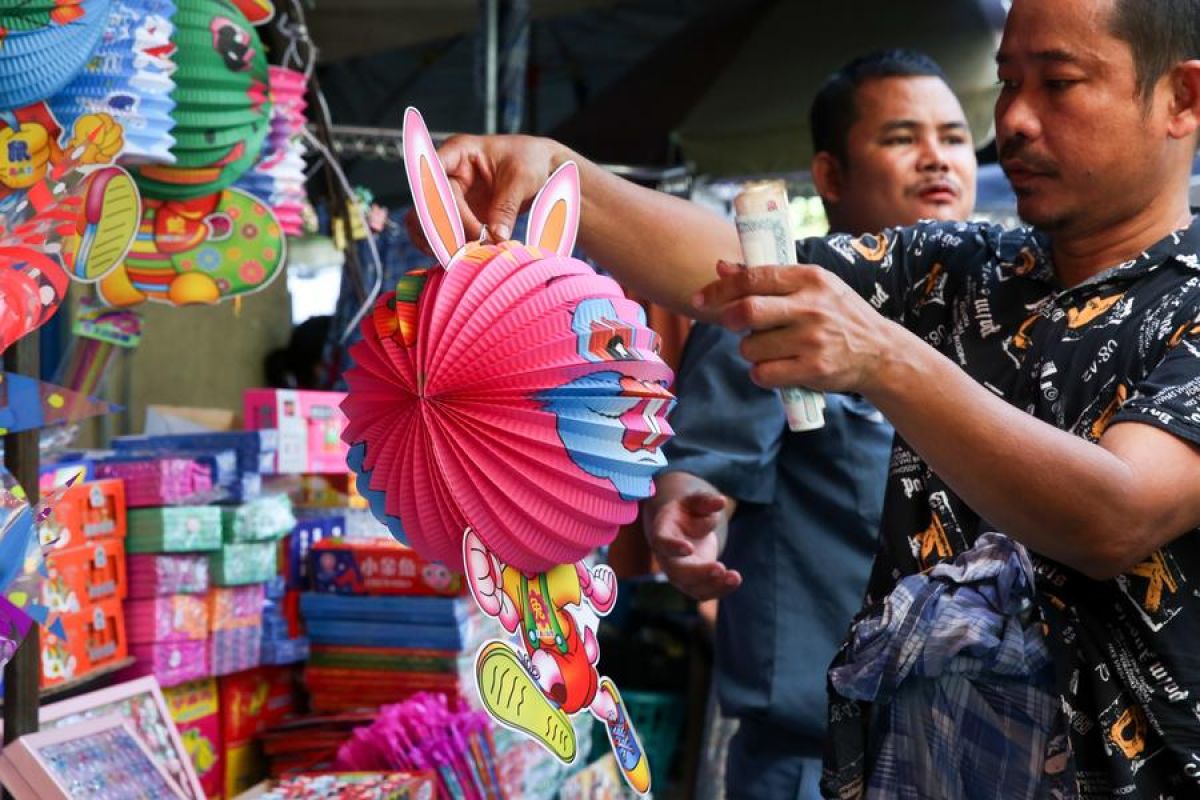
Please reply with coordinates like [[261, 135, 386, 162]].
[[643, 475, 742, 601], [408, 134, 564, 250], [694, 260, 903, 394]]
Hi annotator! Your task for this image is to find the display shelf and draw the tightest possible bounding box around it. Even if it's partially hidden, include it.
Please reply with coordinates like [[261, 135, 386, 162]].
[[1, 658, 137, 711]]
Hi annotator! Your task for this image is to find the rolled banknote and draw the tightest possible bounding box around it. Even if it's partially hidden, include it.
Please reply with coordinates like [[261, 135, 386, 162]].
[[733, 180, 826, 431]]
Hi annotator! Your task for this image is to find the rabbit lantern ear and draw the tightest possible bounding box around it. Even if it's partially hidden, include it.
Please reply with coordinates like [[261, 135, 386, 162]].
[[403, 107, 467, 268], [526, 161, 580, 257]]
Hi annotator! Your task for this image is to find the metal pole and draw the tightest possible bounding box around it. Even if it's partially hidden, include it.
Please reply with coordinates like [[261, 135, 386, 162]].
[[484, 0, 499, 134], [3, 332, 41, 768]]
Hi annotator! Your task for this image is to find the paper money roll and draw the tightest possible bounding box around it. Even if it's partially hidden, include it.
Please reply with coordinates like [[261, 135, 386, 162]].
[[733, 180, 826, 431]]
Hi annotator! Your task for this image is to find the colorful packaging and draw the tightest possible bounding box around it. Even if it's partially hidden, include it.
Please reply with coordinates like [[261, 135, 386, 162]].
[[225, 739, 267, 799], [40, 676, 207, 800], [96, 457, 213, 507], [218, 667, 298, 745], [208, 586, 265, 631], [282, 514, 344, 589], [244, 389, 349, 474], [125, 595, 210, 644], [292, 473, 367, 509], [163, 678, 224, 800], [48, 479, 126, 545], [113, 429, 278, 477], [255, 773, 437, 799], [42, 536, 126, 611], [221, 494, 296, 543], [310, 539, 465, 597], [210, 540, 277, 585], [126, 554, 211, 598], [210, 626, 262, 676], [40, 598, 129, 689], [123, 639, 211, 689], [126, 506, 223, 553]]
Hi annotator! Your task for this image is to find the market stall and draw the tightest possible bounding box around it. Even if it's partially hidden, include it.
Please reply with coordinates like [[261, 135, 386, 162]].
[[0, 1, 692, 798]]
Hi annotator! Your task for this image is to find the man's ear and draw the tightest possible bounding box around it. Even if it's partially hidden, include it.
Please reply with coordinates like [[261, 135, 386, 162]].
[[1166, 60, 1200, 144], [811, 151, 844, 206]]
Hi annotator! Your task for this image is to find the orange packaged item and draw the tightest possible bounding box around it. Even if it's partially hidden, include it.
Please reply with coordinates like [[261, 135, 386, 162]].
[[43, 536, 127, 612], [40, 597, 128, 689], [49, 479, 126, 547]]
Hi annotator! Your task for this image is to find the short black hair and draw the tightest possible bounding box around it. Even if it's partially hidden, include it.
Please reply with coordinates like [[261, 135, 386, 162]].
[[810, 49, 949, 165], [1110, 0, 1200, 101]]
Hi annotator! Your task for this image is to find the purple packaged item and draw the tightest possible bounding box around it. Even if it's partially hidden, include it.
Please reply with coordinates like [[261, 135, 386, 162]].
[[210, 626, 262, 676], [122, 639, 210, 688], [96, 458, 213, 507], [126, 554, 210, 598]]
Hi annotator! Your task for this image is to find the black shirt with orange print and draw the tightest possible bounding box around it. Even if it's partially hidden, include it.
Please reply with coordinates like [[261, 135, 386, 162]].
[[800, 218, 1200, 798]]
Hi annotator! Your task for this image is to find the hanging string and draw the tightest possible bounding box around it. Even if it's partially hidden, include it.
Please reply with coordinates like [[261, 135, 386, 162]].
[[301, 127, 384, 344]]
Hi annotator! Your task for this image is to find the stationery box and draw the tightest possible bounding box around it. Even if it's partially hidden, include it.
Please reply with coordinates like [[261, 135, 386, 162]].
[[123, 639, 210, 688], [113, 429, 278, 477], [42, 536, 126, 612], [125, 595, 209, 643], [210, 539, 277, 585], [40, 598, 128, 689], [126, 506, 223, 553], [0, 715, 188, 799], [39, 675, 207, 800], [310, 538, 466, 597], [282, 514, 345, 589], [219, 666, 298, 746], [234, 472, 264, 504], [210, 626, 262, 676], [221, 493, 296, 543], [163, 677, 225, 800], [244, 389, 349, 474], [209, 585, 265, 631], [96, 457, 213, 507], [48, 479, 126, 545], [126, 553, 210, 597], [260, 636, 309, 665]]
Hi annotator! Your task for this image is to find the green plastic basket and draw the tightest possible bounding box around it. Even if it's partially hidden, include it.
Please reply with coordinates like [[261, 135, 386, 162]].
[[591, 690, 685, 792]]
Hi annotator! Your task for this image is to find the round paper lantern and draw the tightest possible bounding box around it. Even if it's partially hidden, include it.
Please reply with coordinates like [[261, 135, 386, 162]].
[[342, 108, 676, 573], [48, 0, 180, 164], [233, 65, 307, 234], [0, 0, 111, 111], [130, 0, 270, 199]]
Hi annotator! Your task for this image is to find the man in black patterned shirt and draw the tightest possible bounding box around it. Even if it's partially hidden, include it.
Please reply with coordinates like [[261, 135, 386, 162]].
[[429, 0, 1200, 795]]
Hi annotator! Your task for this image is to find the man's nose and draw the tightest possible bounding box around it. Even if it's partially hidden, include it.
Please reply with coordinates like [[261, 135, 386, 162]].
[[917, 135, 950, 173], [995, 90, 1043, 148]]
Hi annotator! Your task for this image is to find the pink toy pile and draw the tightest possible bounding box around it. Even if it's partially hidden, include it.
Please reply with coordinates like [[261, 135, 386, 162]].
[[334, 692, 504, 800]]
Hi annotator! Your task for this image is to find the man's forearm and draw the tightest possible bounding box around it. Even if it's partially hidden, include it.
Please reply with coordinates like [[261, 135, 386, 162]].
[[868, 323, 1164, 580], [547, 144, 743, 317]]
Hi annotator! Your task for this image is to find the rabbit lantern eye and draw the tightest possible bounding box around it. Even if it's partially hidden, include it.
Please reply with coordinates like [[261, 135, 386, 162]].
[[587, 319, 635, 362]]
